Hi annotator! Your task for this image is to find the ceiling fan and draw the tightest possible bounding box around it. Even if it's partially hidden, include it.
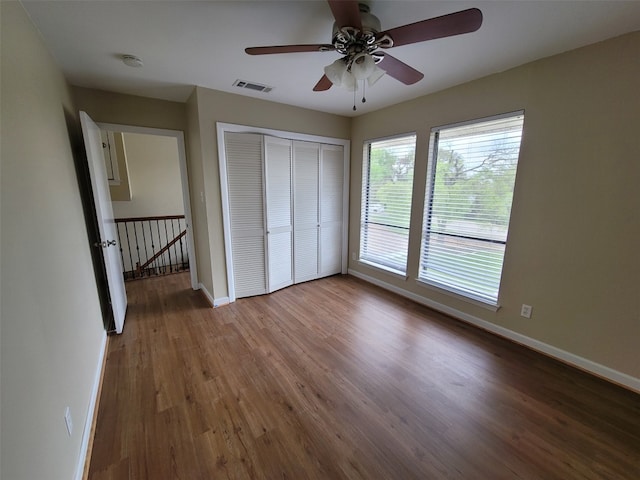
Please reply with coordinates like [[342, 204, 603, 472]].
[[245, 1, 483, 99]]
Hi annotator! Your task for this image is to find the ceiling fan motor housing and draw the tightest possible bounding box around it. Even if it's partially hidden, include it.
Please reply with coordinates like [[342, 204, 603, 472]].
[[331, 3, 383, 55]]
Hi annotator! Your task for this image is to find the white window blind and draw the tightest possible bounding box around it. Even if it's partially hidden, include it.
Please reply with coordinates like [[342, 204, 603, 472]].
[[419, 112, 524, 305], [360, 134, 416, 274]]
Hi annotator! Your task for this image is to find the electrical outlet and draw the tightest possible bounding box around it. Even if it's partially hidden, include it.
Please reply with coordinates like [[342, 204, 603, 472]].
[[64, 407, 73, 437], [351, 252, 356, 261], [520, 304, 533, 319]]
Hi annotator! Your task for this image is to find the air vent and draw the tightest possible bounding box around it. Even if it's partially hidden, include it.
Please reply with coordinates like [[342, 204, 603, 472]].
[[233, 79, 273, 93]]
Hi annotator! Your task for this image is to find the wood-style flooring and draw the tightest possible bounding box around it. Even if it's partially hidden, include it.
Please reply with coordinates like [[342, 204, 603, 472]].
[[87, 273, 640, 479]]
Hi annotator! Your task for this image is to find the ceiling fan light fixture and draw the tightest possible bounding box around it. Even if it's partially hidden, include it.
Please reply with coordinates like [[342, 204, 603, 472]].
[[324, 53, 383, 92], [367, 65, 386, 86], [342, 70, 357, 91], [324, 57, 348, 86], [350, 53, 375, 80]]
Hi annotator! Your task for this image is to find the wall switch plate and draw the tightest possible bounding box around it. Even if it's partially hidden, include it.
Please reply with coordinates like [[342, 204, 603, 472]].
[[351, 252, 356, 261], [64, 407, 73, 437], [521, 304, 533, 318]]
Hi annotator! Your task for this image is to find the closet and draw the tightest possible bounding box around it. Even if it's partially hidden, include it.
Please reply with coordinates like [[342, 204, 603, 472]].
[[223, 131, 346, 300]]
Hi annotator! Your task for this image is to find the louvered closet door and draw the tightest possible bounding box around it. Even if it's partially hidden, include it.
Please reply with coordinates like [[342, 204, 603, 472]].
[[319, 144, 344, 277], [225, 132, 267, 298], [264, 136, 293, 293], [293, 141, 320, 283]]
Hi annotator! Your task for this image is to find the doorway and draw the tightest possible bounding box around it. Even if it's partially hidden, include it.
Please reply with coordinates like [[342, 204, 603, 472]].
[[97, 122, 198, 290]]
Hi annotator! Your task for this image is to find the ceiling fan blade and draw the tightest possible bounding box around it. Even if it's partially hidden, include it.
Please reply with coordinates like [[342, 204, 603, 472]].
[[313, 75, 333, 91], [378, 54, 424, 85], [245, 44, 335, 55], [378, 8, 483, 48], [327, 0, 362, 30]]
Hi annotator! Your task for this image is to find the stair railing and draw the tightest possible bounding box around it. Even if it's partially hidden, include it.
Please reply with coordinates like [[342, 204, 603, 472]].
[[114, 215, 189, 280]]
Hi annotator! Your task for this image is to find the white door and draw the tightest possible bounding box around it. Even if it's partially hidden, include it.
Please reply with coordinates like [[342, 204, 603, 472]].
[[225, 132, 268, 298], [80, 111, 128, 333], [293, 141, 320, 283], [319, 144, 344, 277], [264, 136, 293, 293]]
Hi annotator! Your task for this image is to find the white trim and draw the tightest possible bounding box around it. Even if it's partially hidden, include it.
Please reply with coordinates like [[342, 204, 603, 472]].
[[416, 278, 500, 312], [214, 296, 230, 308], [97, 122, 198, 291], [216, 122, 351, 147], [363, 131, 418, 146], [348, 268, 640, 394], [431, 109, 525, 132], [103, 130, 121, 185], [358, 259, 408, 279], [74, 331, 108, 480], [217, 122, 350, 302], [198, 282, 216, 307], [341, 142, 350, 274], [216, 126, 236, 302]]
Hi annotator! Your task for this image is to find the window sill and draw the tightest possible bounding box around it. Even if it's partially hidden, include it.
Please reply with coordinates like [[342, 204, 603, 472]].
[[415, 279, 500, 312], [357, 259, 408, 280]]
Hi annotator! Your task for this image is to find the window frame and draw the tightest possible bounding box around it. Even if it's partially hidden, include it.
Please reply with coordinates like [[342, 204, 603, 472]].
[[419, 111, 525, 306], [359, 132, 417, 276]]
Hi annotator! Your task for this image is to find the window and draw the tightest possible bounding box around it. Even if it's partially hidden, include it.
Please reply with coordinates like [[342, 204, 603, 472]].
[[360, 134, 416, 274], [419, 112, 524, 305]]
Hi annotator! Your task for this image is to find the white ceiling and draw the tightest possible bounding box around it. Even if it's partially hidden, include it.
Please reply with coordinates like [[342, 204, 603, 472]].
[[22, 0, 640, 117]]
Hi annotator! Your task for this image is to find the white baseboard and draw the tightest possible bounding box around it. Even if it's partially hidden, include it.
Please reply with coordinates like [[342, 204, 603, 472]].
[[213, 296, 230, 308], [197, 282, 230, 308], [197, 282, 215, 307], [348, 269, 640, 394], [75, 331, 108, 480]]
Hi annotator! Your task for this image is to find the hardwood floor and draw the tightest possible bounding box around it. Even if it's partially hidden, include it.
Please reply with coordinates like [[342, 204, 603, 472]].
[[88, 273, 640, 479]]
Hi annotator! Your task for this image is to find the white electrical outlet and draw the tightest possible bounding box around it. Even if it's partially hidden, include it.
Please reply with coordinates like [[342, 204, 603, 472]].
[[64, 407, 73, 437], [351, 252, 356, 261], [521, 304, 533, 319]]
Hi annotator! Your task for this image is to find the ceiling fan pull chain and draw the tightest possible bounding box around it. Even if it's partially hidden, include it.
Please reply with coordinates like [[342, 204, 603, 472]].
[[353, 87, 357, 111], [362, 80, 367, 104]]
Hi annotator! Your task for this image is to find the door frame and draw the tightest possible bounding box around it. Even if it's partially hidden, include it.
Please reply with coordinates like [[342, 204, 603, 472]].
[[97, 122, 198, 290], [217, 122, 350, 303]]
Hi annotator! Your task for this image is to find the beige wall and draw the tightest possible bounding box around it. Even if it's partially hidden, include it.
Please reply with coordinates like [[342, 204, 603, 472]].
[[188, 86, 351, 301], [349, 32, 640, 382], [185, 90, 213, 295], [73, 86, 188, 132], [1, 2, 106, 479], [112, 133, 184, 218]]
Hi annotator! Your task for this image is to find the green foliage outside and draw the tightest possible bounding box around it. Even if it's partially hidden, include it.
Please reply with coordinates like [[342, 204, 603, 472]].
[[366, 142, 517, 234], [366, 146, 414, 232], [432, 146, 518, 233]]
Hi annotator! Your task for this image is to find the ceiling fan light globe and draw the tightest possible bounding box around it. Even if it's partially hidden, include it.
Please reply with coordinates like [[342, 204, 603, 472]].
[[342, 71, 357, 91], [367, 65, 386, 86], [350, 53, 375, 80], [324, 58, 348, 86]]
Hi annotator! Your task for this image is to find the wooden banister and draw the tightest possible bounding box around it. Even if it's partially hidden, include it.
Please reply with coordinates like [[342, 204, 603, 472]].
[[115, 214, 185, 223]]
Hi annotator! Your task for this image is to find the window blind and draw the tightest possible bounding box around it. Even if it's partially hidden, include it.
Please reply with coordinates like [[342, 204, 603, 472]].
[[419, 113, 524, 304], [360, 134, 416, 274]]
